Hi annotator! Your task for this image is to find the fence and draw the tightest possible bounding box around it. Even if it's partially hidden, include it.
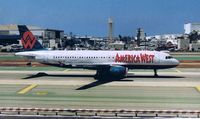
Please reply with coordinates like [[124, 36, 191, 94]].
[[0, 107, 199, 118]]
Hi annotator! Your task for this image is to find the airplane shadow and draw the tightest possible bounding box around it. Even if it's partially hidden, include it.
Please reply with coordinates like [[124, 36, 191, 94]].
[[22, 72, 94, 79], [76, 75, 184, 90], [22, 72, 184, 90], [127, 74, 184, 79], [76, 77, 133, 90]]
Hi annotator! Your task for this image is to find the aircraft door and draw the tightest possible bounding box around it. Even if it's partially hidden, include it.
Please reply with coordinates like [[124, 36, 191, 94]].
[[154, 53, 160, 65], [44, 54, 49, 63]]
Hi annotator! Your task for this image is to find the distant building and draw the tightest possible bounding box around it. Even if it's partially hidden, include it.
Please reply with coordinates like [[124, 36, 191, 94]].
[[109, 41, 125, 50], [0, 25, 21, 45], [148, 38, 158, 50], [189, 42, 200, 51], [184, 23, 200, 34], [108, 17, 114, 43], [177, 35, 190, 51], [0, 24, 64, 48], [136, 28, 146, 47], [0, 35, 20, 45]]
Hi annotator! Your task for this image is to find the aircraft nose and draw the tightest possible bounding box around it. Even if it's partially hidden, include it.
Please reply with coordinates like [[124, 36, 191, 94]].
[[173, 59, 180, 66]]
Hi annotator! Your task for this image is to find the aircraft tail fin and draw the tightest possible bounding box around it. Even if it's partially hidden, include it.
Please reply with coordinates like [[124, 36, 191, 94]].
[[18, 25, 44, 51]]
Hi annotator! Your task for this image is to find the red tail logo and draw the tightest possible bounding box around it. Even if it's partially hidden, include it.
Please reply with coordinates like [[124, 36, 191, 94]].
[[21, 31, 36, 49]]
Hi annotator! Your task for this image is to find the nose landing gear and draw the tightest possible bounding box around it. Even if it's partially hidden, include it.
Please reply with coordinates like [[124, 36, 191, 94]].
[[154, 69, 158, 77], [26, 62, 32, 66]]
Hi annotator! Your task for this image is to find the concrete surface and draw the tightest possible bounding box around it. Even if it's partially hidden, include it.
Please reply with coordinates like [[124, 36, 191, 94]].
[[0, 68, 199, 110]]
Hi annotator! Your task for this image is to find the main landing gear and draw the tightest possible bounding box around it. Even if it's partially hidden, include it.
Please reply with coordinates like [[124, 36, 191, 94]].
[[26, 62, 32, 66], [154, 69, 158, 77], [94, 69, 106, 79]]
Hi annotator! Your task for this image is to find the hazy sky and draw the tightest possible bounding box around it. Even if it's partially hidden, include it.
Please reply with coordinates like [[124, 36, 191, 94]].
[[0, 0, 200, 36]]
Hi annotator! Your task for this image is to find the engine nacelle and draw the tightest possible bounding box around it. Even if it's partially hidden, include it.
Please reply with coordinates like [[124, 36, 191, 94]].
[[109, 66, 128, 77]]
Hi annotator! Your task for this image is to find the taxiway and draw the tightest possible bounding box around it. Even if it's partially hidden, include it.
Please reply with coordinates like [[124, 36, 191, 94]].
[[0, 68, 199, 110]]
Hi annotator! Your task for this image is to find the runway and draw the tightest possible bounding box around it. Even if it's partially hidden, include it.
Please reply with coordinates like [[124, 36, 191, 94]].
[[0, 68, 200, 110], [0, 68, 200, 87]]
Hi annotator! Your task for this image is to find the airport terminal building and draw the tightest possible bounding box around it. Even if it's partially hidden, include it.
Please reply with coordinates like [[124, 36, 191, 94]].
[[0, 24, 64, 48]]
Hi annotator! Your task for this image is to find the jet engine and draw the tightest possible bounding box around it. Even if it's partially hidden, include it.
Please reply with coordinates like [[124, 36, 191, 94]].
[[109, 66, 128, 77]]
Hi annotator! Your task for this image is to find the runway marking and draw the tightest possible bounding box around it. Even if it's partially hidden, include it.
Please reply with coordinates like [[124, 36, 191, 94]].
[[195, 86, 200, 92], [35, 91, 48, 95], [18, 84, 38, 94], [63, 69, 70, 72], [175, 69, 182, 73]]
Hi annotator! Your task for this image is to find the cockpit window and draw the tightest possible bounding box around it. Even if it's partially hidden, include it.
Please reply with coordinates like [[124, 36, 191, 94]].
[[166, 56, 173, 59]]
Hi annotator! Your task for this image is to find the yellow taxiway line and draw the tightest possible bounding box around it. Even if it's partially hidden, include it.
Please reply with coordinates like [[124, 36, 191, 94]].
[[18, 84, 38, 94], [195, 86, 200, 92]]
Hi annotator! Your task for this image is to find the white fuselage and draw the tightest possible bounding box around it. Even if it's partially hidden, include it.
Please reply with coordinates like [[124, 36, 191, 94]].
[[15, 50, 179, 69]]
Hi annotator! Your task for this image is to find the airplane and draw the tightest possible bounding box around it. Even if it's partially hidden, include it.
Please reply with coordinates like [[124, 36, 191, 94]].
[[15, 25, 180, 80]]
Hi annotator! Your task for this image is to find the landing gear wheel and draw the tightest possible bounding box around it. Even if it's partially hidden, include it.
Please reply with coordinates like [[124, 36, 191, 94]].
[[26, 62, 32, 66], [94, 69, 107, 79]]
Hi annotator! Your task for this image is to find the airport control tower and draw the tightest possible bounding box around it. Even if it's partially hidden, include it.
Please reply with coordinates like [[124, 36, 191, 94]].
[[136, 28, 145, 46], [108, 17, 113, 43]]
